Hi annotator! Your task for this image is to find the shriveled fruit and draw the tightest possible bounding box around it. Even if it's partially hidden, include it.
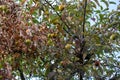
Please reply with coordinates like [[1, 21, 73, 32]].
[[94, 60, 100, 67]]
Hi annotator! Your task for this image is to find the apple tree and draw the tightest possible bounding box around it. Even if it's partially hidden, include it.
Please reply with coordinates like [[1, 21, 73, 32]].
[[0, 0, 120, 80]]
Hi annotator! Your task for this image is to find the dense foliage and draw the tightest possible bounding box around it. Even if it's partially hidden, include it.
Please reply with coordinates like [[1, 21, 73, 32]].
[[0, 0, 120, 80]]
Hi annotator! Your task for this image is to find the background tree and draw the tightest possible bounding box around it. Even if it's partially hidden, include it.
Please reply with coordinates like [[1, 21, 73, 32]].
[[0, 0, 120, 80]]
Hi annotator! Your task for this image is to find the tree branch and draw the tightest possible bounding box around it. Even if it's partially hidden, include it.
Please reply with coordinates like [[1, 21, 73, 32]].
[[82, 0, 87, 38], [44, 0, 73, 36]]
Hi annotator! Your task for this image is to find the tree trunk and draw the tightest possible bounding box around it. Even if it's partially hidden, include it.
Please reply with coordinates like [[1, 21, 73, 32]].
[[80, 74, 83, 80], [18, 67, 25, 80]]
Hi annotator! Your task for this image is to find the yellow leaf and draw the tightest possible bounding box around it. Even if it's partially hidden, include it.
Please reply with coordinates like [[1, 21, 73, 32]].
[[44, 10, 49, 15], [79, 17, 84, 21], [56, 24, 64, 34], [52, 19, 59, 24], [25, 39, 32, 45], [95, 44, 101, 46], [110, 34, 117, 40], [21, 0, 26, 5], [65, 44, 72, 49], [58, 4, 65, 11]]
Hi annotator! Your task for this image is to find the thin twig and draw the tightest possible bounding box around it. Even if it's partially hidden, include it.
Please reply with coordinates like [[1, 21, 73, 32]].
[[44, 0, 72, 36]]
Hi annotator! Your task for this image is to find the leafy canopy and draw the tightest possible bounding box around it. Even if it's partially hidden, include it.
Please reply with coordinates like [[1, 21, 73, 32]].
[[0, 0, 120, 80]]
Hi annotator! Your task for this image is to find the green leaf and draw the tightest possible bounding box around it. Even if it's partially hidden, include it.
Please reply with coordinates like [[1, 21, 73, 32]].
[[32, 18, 39, 23], [94, 0, 100, 6], [101, 0, 109, 8], [91, 2, 97, 8], [100, 6, 103, 10], [95, 10, 101, 13], [99, 14, 104, 21], [109, 1, 116, 5], [103, 8, 109, 11]]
